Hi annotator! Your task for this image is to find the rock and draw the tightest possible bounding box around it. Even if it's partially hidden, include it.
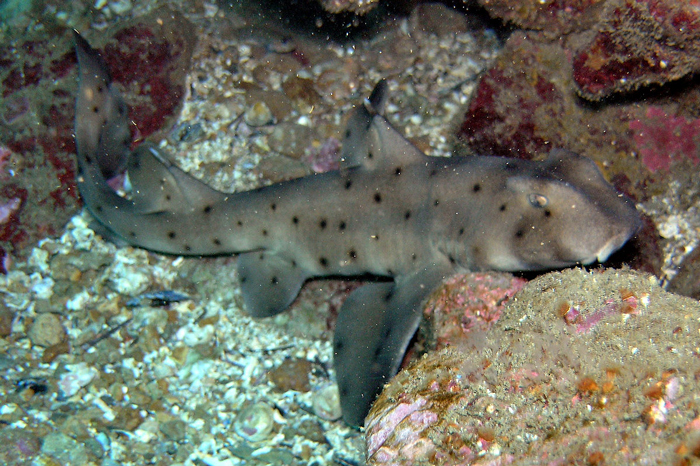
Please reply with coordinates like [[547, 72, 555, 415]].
[[41, 432, 88, 465], [268, 358, 312, 392], [0, 428, 41, 465], [0, 305, 14, 337], [366, 268, 700, 465], [28, 312, 65, 347]]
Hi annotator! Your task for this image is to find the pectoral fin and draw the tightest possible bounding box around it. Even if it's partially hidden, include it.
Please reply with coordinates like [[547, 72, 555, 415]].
[[333, 265, 451, 426]]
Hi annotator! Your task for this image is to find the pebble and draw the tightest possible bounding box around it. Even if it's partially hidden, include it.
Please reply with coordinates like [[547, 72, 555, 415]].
[[0, 306, 14, 337], [0, 428, 41, 464], [160, 419, 187, 442], [268, 358, 312, 392], [27, 313, 65, 347], [312, 384, 342, 421], [234, 402, 276, 442], [268, 122, 317, 159], [244, 101, 274, 126], [41, 432, 88, 465]]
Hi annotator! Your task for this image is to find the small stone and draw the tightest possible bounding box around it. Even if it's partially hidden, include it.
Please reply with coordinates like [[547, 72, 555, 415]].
[[268, 123, 317, 159], [244, 101, 274, 126], [41, 432, 88, 466], [0, 306, 15, 337], [312, 384, 342, 421], [0, 428, 41, 464], [160, 419, 186, 442], [28, 313, 65, 347], [42, 340, 70, 363], [268, 358, 312, 392], [234, 402, 276, 442]]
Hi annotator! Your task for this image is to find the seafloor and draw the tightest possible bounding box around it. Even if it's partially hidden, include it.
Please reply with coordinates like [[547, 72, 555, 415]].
[[1, 0, 700, 465]]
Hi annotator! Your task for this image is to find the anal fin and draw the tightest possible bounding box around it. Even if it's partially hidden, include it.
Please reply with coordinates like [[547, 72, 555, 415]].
[[237, 251, 309, 318]]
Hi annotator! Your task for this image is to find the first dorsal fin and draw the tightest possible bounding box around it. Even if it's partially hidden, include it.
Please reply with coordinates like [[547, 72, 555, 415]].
[[340, 80, 427, 172], [127, 144, 227, 214]]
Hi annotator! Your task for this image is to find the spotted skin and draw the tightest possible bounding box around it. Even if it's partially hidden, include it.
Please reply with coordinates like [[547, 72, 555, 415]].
[[73, 33, 641, 426]]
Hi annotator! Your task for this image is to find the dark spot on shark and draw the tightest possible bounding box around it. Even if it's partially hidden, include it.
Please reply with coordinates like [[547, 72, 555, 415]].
[[237, 220, 243, 227], [411, 253, 417, 261], [203, 205, 212, 214], [374, 192, 382, 203], [515, 229, 524, 238], [345, 179, 353, 190], [500, 204, 507, 212], [384, 291, 393, 302], [271, 276, 279, 285], [373, 345, 382, 358], [404, 210, 411, 220], [129, 231, 136, 238], [165, 195, 172, 201], [345, 129, 351, 138], [387, 268, 394, 275], [240, 276, 247, 283], [270, 203, 276, 211], [97, 85, 103, 93], [95, 205, 103, 212], [473, 183, 481, 192], [184, 245, 191, 251], [168, 231, 176, 239], [319, 257, 328, 267], [433, 199, 440, 207], [259, 253, 264, 260], [449, 255, 456, 265], [429, 168, 437, 177], [339, 221, 346, 231], [292, 216, 299, 225], [335, 340, 344, 351], [458, 227, 465, 236], [348, 249, 357, 260], [394, 167, 402, 176], [213, 238, 221, 246], [291, 260, 297, 267], [372, 234, 380, 241], [93, 106, 99, 113], [544, 209, 552, 217], [320, 219, 327, 230], [85, 155, 93, 164], [262, 229, 268, 236], [368, 151, 374, 160]]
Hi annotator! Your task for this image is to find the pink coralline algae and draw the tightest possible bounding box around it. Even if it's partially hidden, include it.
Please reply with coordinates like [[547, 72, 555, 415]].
[[423, 273, 527, 350], [629, 106, 700, 172], [303, 137, 341, 173]]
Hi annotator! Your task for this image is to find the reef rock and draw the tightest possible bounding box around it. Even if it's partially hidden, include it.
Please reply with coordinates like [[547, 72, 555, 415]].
[[366, 268, 700, 465]]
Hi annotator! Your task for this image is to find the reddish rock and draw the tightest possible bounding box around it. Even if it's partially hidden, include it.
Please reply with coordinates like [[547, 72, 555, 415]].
[[573, 0, 700, 100], [478, 0, 603, 35]]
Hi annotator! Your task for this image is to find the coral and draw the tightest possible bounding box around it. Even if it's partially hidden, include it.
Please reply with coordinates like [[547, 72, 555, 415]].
[[366, 268, 700, 464], [629, 106, 700, 172], [573, 0, 700, 100]]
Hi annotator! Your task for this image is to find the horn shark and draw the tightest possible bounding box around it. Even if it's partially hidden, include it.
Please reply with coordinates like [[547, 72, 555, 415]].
[[73, 32, 641, 426]]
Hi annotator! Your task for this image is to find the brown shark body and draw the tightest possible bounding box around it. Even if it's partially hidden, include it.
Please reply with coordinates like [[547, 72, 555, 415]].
[[73, 32, 641, 426]]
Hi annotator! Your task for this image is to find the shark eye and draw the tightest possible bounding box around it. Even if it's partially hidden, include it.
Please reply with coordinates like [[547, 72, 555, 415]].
[[528, 193, 548, 208]]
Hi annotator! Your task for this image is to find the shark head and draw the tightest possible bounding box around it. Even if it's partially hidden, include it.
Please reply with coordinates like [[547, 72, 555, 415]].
[[477, 149, 641, 271]]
